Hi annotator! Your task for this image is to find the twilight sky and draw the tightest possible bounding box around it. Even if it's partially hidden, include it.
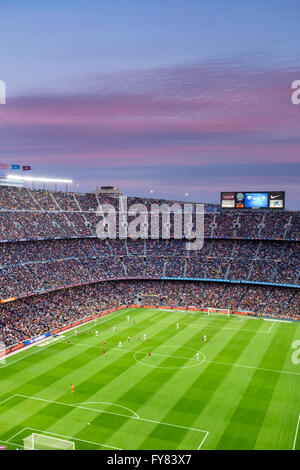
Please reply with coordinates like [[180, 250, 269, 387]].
[[0, 0, 299, 208]]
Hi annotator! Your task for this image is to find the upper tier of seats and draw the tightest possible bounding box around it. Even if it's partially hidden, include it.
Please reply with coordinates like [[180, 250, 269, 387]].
[[0, 186, 299, 241]]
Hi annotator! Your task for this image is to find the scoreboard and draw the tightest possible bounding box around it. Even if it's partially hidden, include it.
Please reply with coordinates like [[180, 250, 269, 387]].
[[221, 191, 285, 210]]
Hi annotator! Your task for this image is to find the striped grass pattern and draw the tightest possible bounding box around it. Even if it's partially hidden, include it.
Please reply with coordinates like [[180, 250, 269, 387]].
[[0, 308, 299, 450]]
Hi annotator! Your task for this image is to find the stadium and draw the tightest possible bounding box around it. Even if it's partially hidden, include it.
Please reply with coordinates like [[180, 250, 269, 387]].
[[1, 0, 300, 457], [0, 184, 299, 451]]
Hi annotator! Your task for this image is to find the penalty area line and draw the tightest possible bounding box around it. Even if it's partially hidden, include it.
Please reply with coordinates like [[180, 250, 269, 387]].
[[198, 431, 209, 450], [293, 413, 300, 450], [13, 394, 209, 441]]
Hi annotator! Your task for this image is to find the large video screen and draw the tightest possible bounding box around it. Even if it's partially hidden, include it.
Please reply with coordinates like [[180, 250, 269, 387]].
[[245, 193, 268, 208], [220, 191, 285, 210]]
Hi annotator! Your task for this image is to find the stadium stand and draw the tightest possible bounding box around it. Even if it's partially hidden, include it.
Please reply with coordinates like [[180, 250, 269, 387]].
[[0, 186, 299, 348], [1, 280, 298, 347]]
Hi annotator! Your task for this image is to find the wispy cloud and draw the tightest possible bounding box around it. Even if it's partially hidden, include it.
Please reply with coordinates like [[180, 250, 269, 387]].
[[0, 55, 299, 207]]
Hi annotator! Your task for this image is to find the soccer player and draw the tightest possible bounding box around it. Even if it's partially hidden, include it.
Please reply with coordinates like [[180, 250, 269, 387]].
[[112, 326, 116, 333], [127, 315, 130, 321], [71, 384, 75, 392], [75, 330, 78, 336], [148, 352, 151, 357], [96, 330, 98, 336], [119, 341, 122, 348], [176, 323, 179, 329], [128, 336, 131, 342], [143, 334, 147, 340], [196, 352, 200, 361]]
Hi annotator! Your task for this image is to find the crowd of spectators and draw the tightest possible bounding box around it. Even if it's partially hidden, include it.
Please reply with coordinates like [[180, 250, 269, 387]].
[[0, 281, 137, 346], [1, 280, 298, 347], [0, 238, 299, 299], [0, 187, 298, 346], [0, 187, 299, 242]]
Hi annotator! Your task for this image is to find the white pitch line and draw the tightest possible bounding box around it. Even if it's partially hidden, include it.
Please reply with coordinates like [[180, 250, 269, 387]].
[[73, 401, 140, 419], [151, 311, 169, 322], [197, 431, 209, 450], [0, 308, 133, 370], [152, 318, 271, 334], [205, 359, 300, 377], [6, 428, 28, 443], [62, 340, 142, 356], [5, 426, 121, 450], [13, 394, 209, 436], [293, 414, 300, 450], [11, 335, 299, 379], [23, 427, 122, 450], [0, 337, 65, 370], [267, 322, 276, 334], [153, 311, 244, 323], [0, 439, 24, 449], [1, 395, 208, 450], [138, 352, 199, 361], [134, 351, 300, 377], [15, 393, 140, 421], [0, 394, 17, 407]]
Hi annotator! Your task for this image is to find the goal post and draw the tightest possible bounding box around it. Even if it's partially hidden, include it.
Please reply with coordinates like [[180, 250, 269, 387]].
[[23, 433, 75, 450], [207, 307, 231, 317]]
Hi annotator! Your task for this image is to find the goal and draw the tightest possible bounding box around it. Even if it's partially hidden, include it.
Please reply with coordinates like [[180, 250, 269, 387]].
[[207, 307, 231, 317], [23, 433, 75, 450]]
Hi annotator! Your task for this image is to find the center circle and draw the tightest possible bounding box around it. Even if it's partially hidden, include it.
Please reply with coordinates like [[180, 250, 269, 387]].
[[134, 346, 206, 370]]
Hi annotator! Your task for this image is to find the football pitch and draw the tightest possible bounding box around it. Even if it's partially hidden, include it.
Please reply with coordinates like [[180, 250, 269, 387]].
[[0, 307, 299, 450]]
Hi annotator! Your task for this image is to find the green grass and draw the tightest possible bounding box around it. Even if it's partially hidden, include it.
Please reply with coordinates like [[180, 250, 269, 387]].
[[0, 307, 299, 450]]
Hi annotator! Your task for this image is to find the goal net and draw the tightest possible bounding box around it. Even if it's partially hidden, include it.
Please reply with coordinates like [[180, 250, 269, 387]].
[[23, 433, 75, 450], [207, 307, 230, 317]]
